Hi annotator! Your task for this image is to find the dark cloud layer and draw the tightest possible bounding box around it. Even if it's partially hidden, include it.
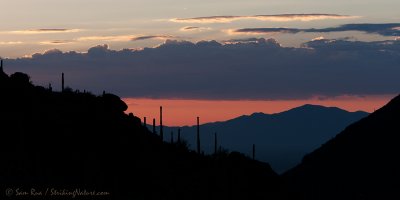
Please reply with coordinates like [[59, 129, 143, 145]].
[[234, 28, 301, 34], [3, 38, 400, 100], [234, 23, 400, 36]]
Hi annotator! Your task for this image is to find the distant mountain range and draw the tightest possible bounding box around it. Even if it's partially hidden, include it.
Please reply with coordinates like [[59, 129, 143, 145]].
[[284, 95, 400, 199], [158, 105, 368, 173]]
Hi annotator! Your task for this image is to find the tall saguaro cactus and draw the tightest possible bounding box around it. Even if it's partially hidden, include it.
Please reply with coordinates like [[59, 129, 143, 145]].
[[177, 128, 181, 144], [214, 132, 218, 155], [61, 72, 65, 92], [153, 118, 156, 134], [143, 117, 147, 127], [197, 117, 201, 154], [252, 144, 256, 160], [160, 106, 164, 141]]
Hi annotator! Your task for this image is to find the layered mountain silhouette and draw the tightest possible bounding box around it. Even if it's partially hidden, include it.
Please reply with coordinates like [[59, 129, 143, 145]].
[[162, 106, 368, 173], [0, 69, 282, 199], [284, 95, 400, 199], [2, 65, 399, 199]]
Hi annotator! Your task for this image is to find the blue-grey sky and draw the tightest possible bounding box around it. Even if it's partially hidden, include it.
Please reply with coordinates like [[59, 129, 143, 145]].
[[1, 0, 399, 57]]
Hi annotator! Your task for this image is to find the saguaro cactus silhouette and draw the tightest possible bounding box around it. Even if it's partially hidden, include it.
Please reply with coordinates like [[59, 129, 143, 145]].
[[214, 132, 218, 155], [252, 144, 256, 160], [197, 117, 201, 154], [153, 118, 156, 134], [0, 59, 6, 79], [61, 72, 65, 92], [177, 128, 181, 144], [143, 117, 147, 127], [160, 106, 164, 141]]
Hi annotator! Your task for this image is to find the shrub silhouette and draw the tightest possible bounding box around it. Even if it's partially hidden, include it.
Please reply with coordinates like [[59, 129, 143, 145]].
[[102, 93, 128, 112], [9, 72, 32, 87]]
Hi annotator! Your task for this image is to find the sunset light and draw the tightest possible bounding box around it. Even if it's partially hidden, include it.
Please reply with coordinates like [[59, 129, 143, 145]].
[[1, 0, 400, 198], [124, 95, 394, 126]]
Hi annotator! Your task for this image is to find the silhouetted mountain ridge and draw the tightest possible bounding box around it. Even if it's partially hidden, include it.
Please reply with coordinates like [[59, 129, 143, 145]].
[[162, 104, 368, 173], [284, 94, 400, 199], [0, 69, 281, 200]]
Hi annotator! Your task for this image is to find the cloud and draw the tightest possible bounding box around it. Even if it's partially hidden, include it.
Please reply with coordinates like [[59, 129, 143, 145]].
[[222, 38, 281, 45], [232, 23, 400, 36], [6, 29, 81, 34], [77, 35, 135, 42], [39, 40, 74, 45], [77, 34, 177, 42], [311, 36, 325, 41], [4, 38, 400, 100], [180, 26, 212, 32], [170, 14, 358, 23], [228, 28, 301, 35], [0, 41, 23, 45], [314, 23, 400, 36], [181, 26, 200, 30], [42, 49, 64, 55], [131, 35, 174, 41]]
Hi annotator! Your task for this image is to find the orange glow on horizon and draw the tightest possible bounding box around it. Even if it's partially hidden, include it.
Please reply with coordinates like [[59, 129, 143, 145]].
[[123, 95, 395, 126]]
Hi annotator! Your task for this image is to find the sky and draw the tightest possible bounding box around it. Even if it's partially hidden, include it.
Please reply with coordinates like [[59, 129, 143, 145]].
[[1, 0, 399, 57], [1, 0, 399, 125], [124, 96, 392, 126]]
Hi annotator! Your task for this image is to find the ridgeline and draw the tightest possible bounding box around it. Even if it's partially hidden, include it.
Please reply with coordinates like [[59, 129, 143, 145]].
[[284, 94, 400, 199], [0, 67, 282, 200], [2, 64, 400, 200]]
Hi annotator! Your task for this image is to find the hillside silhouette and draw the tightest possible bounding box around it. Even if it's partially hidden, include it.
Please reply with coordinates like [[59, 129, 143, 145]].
[[284, 94, 400, 199], [161, 106, 368, 173], [0, 68, 283, 199]]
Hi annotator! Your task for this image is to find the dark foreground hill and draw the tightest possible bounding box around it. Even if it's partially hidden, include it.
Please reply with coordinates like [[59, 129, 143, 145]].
[[284, 94, 400, 200], [0, 69, 282, 199], [162, 106, 367, 173]]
